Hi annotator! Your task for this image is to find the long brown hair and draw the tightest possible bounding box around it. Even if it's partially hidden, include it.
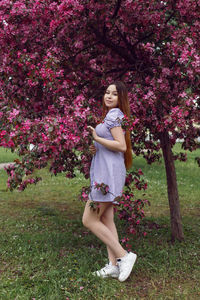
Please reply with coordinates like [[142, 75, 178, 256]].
[[102, 81, 132, 170]]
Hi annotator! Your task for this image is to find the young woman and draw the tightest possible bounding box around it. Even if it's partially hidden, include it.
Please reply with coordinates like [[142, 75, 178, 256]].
[[82, 81, 137, 282]]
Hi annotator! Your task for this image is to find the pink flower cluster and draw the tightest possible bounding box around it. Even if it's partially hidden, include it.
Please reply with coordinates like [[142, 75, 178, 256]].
[[94, 182, 109, 195]]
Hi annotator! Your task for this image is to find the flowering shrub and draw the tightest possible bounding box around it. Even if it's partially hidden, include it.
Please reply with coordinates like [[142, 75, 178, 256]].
[[115, 169, 150, 248]]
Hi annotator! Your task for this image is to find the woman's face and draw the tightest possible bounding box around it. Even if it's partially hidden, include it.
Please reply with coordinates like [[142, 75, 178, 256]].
[[104, 84, 118, 110]]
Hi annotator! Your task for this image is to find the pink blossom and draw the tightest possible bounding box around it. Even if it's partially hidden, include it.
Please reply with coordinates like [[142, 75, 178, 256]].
[[8, 109, 20, 121], [82, 192, 88, 199], [0, 130, 7, 137], [186, 37, 193, 46], [138, 168, 143, 175]]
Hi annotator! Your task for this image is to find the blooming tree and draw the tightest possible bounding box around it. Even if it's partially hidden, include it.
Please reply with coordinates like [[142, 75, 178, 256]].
[[0, 0, 199, 241]]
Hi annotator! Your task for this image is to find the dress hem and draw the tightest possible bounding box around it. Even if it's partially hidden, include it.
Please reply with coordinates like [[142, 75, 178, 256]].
[[89, 198, 119, 205]]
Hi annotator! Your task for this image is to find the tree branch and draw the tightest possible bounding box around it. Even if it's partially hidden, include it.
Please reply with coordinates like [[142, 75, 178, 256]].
[[89, 24, 135, 64], [132, 31, 154, 48], [112, 0, 122, 19], [165, 11, 176, 24], [116, 25, 134, 55]]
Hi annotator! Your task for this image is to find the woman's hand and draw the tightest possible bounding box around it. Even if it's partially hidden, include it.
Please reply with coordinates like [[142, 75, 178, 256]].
[[89, 144, 97, 155], [87, 126, 98, 140]]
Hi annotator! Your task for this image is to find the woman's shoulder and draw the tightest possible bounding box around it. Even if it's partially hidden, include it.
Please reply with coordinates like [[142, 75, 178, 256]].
[[105, 108, 124, 120], [104, 108, 124, 129]]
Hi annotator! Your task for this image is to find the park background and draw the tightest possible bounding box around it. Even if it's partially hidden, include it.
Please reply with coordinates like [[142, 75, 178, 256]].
[[0, 145, 199, 299], [0, 0, 200, 299]]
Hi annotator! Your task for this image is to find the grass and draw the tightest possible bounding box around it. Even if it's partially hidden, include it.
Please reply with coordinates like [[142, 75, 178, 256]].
[[0, 147, 19, 163], [0, 145, 199, 300]]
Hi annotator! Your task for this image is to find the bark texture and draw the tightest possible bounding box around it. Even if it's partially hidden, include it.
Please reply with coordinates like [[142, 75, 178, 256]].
[[160, 130, 184, 241]]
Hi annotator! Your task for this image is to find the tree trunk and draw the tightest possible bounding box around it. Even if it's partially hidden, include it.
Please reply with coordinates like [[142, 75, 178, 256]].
[[160, 130, 184, 241]]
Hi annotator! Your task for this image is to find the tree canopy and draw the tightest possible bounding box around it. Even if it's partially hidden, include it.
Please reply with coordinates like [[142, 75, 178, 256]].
[[0, 0, 200, 239]]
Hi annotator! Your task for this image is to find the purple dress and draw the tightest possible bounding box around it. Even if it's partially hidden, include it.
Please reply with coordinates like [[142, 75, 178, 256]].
[[89, 108, 126, 204]]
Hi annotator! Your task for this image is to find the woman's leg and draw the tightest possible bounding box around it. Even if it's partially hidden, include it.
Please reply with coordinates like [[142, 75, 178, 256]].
[[101, 205, 119, 265], [82, 200, 126, 259]]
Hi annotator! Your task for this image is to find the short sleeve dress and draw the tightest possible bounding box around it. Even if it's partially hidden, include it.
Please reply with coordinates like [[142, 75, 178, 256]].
[[89, 108, 126, 204]]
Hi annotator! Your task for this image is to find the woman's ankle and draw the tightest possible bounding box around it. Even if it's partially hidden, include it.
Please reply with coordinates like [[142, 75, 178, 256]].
[[109, 260, 117, 266]]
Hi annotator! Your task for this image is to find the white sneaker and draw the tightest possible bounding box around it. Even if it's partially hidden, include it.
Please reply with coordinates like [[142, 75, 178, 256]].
[[93, 262, 119, 278], [117, 252, 137, 282]]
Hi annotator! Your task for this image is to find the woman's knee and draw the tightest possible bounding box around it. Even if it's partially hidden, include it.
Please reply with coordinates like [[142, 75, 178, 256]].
[[82, 201, 110, 228], [82, 212, 96, 229]]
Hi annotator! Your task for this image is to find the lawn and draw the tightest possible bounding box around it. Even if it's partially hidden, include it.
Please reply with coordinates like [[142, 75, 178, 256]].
[[0, 147, 19, 163], [0, 145, 199, 300]]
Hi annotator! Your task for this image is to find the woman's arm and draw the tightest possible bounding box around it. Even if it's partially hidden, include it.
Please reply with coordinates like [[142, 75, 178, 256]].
[[88, 126, 127, 153]]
